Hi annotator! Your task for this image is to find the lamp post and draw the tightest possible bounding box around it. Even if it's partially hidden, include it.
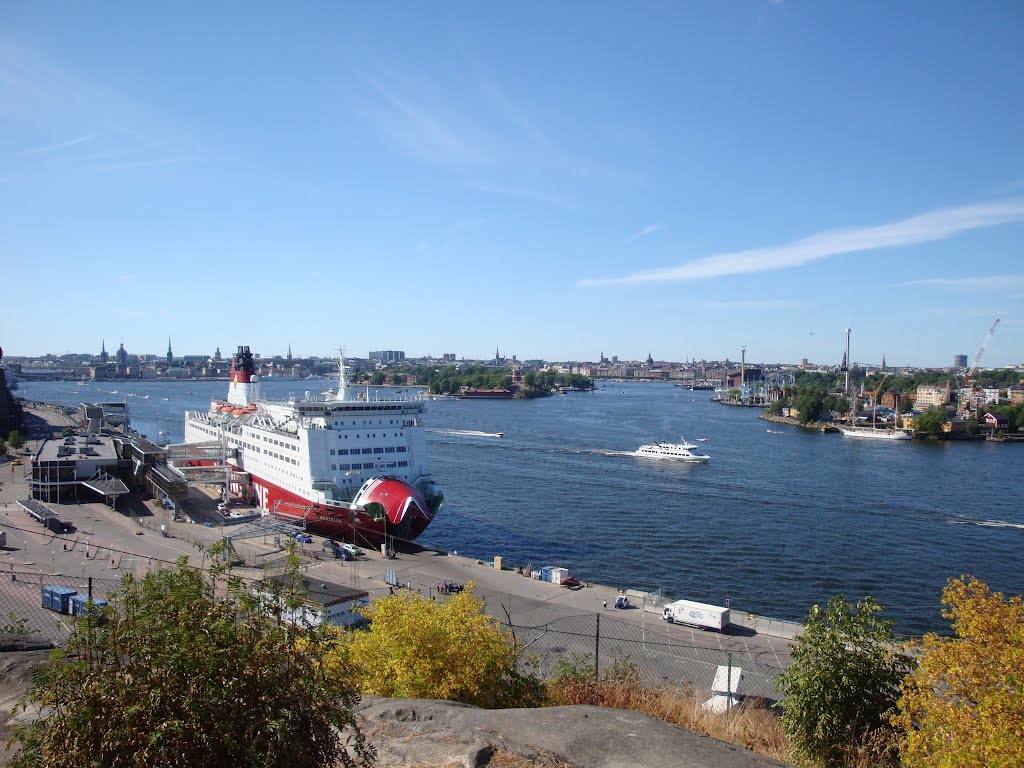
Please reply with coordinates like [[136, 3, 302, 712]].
[[22, 540, 29, 565]]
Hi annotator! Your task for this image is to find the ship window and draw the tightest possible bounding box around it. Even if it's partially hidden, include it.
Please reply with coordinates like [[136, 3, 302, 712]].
[[351, 463, 362, 470], [331, 464, 337, 470], [398, 460, 408, 467], [330, 449, 335, 455]]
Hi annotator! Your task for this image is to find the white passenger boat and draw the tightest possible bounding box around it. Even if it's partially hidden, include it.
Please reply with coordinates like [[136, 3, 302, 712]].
[[635, 438, 710, 463]]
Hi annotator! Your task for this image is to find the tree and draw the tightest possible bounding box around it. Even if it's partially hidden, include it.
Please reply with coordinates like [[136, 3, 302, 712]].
[[6, 430, 24, 449], [8, 553, 369, 768], [793, 386, 827, 424], [370, 371, 385, 386], [778, 596, 912, 766], [0, 439, 6, 455], [893, 576, 1024, 767], [912, 407, 948, 436], [344, 585, 541, 708]]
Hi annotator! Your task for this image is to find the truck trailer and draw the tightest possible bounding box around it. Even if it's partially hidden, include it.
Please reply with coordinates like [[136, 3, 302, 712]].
[[662, 599, 729, 631]]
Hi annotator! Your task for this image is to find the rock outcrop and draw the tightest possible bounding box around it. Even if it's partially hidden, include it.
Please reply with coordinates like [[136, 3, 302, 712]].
[[0, 640, 792, 768], [355, 697, 791, 768]]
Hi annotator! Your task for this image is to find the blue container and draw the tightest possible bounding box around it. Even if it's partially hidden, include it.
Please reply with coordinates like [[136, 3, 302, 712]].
[[539, 567, 553, 583], [71, 595, 108, 618], [42, 586, 78, 614]]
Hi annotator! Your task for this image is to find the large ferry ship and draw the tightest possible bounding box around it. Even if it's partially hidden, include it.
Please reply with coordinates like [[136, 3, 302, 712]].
[[183, 346, 443, 546]]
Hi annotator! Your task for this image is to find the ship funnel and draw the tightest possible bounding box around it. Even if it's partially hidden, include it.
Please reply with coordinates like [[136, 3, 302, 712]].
[[227, 344, 260, 406]]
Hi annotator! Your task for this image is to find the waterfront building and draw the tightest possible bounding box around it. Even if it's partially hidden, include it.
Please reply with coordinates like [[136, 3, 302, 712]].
[[915, 384, 950, 408], [984, 412, 1010, 433]]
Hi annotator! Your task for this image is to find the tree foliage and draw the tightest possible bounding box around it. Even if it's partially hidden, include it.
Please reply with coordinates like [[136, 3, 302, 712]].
[[8, 554, 369, 768], [778, 595, 912, 766], [893, 576, 1024, 767], [6, 430, 24, 449], [344, 584, 542, 708], [912, 407, 949, 436]]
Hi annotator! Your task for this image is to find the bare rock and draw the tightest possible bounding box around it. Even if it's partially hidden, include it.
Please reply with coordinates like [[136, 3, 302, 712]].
[[355, 697, 792, 768]]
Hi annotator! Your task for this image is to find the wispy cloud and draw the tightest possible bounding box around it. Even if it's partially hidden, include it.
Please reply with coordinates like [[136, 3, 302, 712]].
[[579, 198, 1024, 287], [897, 275, 1024, 290], [13, 136, 90, 156], [626, 224, 662, 242], [0, 33, 194, 181], [358, 62, 621, 198]]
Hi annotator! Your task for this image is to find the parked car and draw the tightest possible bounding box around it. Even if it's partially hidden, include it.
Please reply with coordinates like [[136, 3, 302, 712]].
[[294, 533, 313, 544], [341, 543, 361, 558]]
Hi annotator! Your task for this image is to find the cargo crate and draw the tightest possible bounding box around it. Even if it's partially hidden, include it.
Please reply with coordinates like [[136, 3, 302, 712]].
[[71, 594, 108, 618], [41, 585, 78, 615]]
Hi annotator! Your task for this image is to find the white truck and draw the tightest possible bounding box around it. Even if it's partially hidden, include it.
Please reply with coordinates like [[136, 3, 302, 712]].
[[662, 599, 729, 632]]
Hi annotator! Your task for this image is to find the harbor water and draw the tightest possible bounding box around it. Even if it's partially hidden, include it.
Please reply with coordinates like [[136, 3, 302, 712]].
[[19, 379, 1024, 636]]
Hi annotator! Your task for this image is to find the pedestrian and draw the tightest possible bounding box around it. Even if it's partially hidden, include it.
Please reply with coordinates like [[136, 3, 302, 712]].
[[603, 600, 607, 610]]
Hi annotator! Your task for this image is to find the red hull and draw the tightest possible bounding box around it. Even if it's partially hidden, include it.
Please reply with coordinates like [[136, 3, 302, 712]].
[[247, 473, 433, 548]]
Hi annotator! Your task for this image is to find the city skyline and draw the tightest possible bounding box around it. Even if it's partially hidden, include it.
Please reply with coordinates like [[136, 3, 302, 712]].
[[2, 3, 1022, 366], [3, 335, 1010, 371]]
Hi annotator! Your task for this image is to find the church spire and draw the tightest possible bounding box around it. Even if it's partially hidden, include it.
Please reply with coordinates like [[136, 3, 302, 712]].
[[166, 337, 173, 365]]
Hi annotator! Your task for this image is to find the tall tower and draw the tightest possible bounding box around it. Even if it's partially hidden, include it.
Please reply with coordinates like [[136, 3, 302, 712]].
[[100, 339, 108, 364], [166, 337, 173, 366], [843, 328, 851, 394], [287, 343, 293, 362]]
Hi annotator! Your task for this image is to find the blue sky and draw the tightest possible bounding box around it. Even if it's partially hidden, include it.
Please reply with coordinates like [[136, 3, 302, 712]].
[[2, 2, 1022, 367]]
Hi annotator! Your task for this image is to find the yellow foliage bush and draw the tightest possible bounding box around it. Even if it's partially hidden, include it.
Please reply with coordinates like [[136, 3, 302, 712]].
[[342, 584, 541, 708], [894, 575, 1024, 767]]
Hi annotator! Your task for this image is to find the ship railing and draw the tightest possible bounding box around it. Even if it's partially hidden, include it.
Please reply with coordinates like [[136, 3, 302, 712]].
[[286, 391, 427, 404]]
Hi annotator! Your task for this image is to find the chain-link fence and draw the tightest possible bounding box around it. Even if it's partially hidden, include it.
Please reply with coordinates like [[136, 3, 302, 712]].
[[0, 560, 784, 702], [0, 571, 123, 646], [504, 613, 782, 701]]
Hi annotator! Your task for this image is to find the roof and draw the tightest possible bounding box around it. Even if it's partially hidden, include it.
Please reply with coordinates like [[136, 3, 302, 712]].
[[260, 575, 367, 607]]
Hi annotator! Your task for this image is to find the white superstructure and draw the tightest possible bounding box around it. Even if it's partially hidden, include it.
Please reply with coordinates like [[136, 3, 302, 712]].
[[634, 438, 710, 463]]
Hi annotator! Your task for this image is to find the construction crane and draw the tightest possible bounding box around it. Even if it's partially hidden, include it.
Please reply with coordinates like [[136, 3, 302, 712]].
[[959, 319, 1001, 415]]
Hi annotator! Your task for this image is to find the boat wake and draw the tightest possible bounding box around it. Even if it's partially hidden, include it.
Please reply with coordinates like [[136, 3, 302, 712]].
[[429, 429, 504, 439], [766, 429, 785, 434], [952, 517, 1024, 530], [576, 448, 639, 459]]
